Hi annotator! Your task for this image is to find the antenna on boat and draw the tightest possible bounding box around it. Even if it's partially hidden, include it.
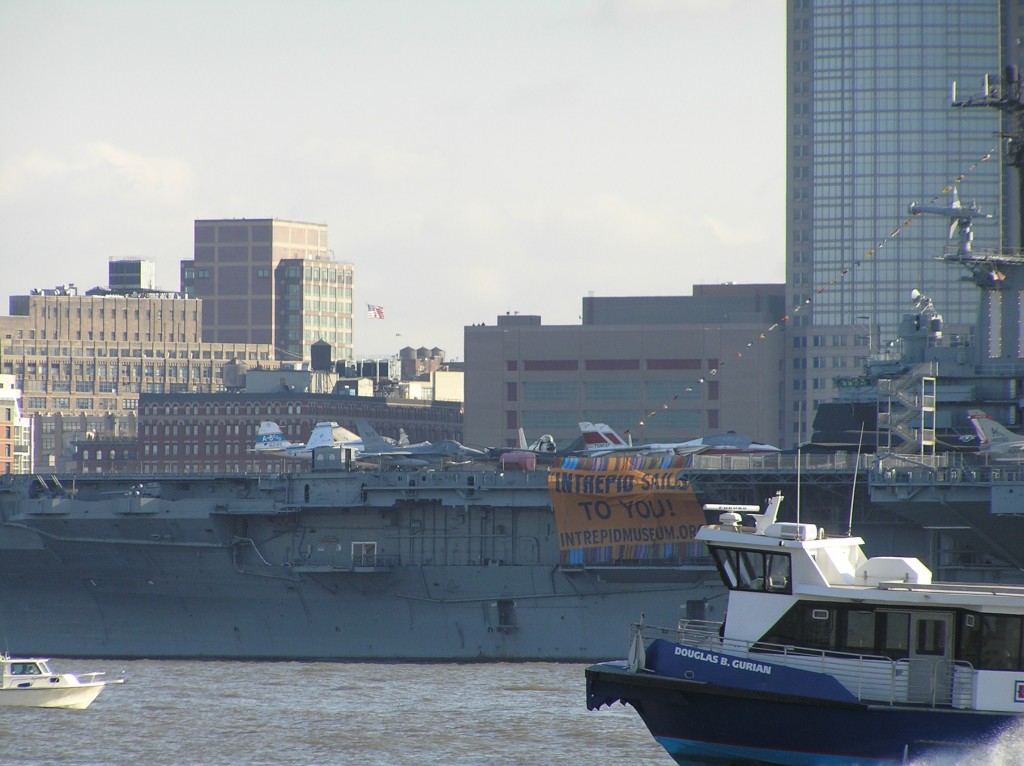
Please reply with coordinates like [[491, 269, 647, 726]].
[[757, 492, 784, 533], [846, 423, 865, 537], [796, 408, 802, 524]]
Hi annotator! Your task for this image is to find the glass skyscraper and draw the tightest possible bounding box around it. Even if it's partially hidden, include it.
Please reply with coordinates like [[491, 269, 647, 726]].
[[785, 0, 1017, 445]]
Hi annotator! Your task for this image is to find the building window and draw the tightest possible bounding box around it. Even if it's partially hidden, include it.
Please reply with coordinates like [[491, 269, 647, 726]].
[[584, 359, 640, 371], [523, 382, 579, 402], [523, 360, 578, 372]]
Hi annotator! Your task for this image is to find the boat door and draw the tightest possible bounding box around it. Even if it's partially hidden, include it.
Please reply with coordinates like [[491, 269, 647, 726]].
[[908, 611, 954, 704]]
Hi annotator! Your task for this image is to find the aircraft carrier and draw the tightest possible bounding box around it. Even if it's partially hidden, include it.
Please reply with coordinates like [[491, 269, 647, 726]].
[[10, 73, 1024, 662], [0, 464, 721, 660]]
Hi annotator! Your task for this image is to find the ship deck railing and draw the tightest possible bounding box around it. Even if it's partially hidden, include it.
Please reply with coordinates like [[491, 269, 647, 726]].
[[685, 452, 873, 472], [290, 554, 401, 573], [872, 452, 1024, 487], [362, 469, 552, 491], [634, 620, 976, 710]]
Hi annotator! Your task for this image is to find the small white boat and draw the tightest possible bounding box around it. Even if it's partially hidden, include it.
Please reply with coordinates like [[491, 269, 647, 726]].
[[0, 655, 123, 709]]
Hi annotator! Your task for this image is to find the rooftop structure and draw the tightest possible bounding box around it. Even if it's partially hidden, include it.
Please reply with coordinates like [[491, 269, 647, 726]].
[[107, 257, 156, 292]]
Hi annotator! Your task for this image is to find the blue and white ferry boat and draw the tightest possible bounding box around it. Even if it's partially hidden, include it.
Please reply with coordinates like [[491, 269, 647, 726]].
[[586, 493, 1024, 764]]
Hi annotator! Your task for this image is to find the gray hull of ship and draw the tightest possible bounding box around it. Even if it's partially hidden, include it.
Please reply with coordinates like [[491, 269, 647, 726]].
[[0, 469, 720, 660]]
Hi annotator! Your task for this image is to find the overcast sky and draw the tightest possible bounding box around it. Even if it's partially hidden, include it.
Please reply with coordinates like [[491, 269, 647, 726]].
[[0, 0, 785, 360]]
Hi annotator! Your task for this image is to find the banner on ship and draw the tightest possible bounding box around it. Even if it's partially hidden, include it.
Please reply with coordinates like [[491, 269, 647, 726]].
[[547, 456, 706, 551]]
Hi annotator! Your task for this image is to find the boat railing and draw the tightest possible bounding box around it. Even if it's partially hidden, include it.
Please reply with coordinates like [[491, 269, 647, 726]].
[[662, 620, 976, 709], [674, 618, 722, 645]]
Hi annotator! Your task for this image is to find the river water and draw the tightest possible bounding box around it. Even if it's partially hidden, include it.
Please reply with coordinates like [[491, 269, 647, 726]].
[[6, 660, 673, 766], [14, 658, 1024, 765]]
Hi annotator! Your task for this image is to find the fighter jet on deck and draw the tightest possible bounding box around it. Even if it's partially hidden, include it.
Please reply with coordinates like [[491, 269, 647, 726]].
[[577, 422, 706, 457], [576, 422, 778, 457], [968, 409, 1024, 461], [354, 420, 487, 467]]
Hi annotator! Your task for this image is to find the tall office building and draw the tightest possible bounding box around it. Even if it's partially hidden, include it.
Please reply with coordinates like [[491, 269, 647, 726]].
[[786, 1, 1017, 446], [181, 219, 355, 364]]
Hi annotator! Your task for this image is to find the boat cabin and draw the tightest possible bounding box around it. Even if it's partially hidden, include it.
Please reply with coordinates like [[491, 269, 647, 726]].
[[749, 600, 1024, 672], [1, 658, 55, 688], [699, 496, 1024, 695]]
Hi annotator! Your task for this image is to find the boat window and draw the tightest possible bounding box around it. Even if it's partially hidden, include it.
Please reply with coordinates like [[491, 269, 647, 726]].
[[765, 553, 791, 593], [762, 604, 1024, 663], [801, 606, 834, 649], [737, 550, 765, 590], [759, 603, 835, 651], [915, 618, 947, 657], [879, 611, 910, 660], [842, 609, 875, 652], [9, 663, 41, 675], [711, 548, 739, 589], [958, 611, 983, 667], [979, 614, 1023, 670], [709, 546, 791, 594]]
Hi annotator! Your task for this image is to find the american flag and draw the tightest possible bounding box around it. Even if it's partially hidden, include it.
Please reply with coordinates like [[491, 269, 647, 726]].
[[367, 304, 385, 319]]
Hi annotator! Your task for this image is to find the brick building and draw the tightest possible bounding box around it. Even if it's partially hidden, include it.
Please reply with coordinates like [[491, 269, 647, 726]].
[[137, 391, 464, 474]]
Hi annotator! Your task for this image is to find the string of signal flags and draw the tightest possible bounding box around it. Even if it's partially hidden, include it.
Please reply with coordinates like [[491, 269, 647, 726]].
[[632, 144, 999, 432]]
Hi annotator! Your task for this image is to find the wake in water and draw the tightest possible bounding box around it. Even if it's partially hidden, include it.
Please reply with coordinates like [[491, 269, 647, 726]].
[[910, 718, 1024, 766]]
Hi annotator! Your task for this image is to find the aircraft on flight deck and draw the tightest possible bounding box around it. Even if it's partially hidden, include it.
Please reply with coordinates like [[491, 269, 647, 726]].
[[967, 409, 1024, 461], [251, 421, 362, 460], [354, 420, 487, 467], [486, 428, 560, 464], [577, 422, 706, 457], [576, 422, 779, 457], [676, 431, 781, 454]]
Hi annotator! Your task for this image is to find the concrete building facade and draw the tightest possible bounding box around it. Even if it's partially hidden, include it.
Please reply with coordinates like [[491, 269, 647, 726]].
[[464, 285, 786, 451], [181, 219, 355, 364], [0, 285, 274, 472]]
